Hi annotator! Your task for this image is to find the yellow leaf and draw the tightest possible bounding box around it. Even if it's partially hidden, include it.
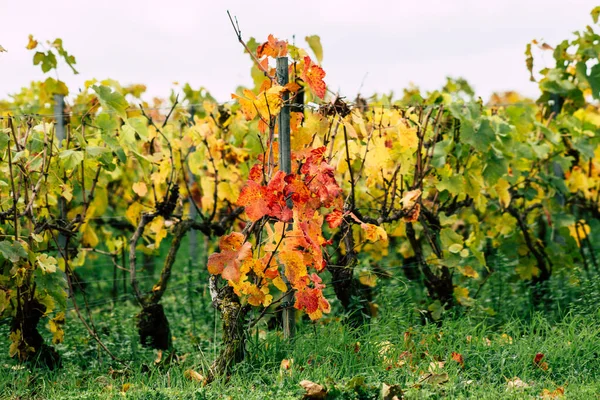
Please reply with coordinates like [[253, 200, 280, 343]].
[[516, 259, 539, 280], [60, 184, 73, 202], [148, 216, 167, 248], [36, 254, 58, 274], [568, 220, 590, 247], [232, 85, 285, 121], [26, 35, 38, 50], [459, 266, 479, 279], [358, 271, 377, 288], [495, 178, 511, 208], [454, 286, 474, 306], [272, 276, 288, 292], [0, 289, 9, 314], [125, 202, 144, 226], [279, 250, 308, 287], [82, 223, 99, 247], [360, 223, 388, 243], [48, 312, 65, 344], [397, 121, 418, 149], [132, 181, 148, 197]]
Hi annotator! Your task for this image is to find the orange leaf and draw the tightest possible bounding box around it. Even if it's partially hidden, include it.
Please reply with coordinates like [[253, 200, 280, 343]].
[[207, 232, 252, 281], [257, 34, 288, 58], [325, 210, 344, 229], [301, 56, 326, 99], [237, 180, 269, 221]]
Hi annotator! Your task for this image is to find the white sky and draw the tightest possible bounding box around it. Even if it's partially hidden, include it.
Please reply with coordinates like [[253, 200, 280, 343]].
[[1, 0, 599, 104]]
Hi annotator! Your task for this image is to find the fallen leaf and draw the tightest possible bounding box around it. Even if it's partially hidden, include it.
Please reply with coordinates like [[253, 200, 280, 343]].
[[418, 372, 449, 386], [154, 350, 162, 364], [121, 383, 131, 393], [428, 361, 445, 373], [280, 358, 294, 378], [534, 353, 549, 370], [534, 353, 545, 364], [541, 387, 565, 398], [506, 376, 529, 390], [299, 380, 327, 399], [451, 352, 464, 367], [280, 358, 293, 370], [381, 383, 403, 400], [184, 369, 205, 384]]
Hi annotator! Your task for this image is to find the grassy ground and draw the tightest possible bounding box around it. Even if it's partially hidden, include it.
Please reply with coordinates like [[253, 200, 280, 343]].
[[1, 279, 600, 400]]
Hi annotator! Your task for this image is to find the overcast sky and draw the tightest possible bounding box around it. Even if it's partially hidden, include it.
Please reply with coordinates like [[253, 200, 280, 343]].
[[1, 0, 598, 104]]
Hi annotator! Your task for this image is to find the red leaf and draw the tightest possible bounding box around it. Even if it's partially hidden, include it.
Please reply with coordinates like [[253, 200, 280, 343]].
[[294, 278, 330, 320], [248, 163, 264, 182], [534, 353, 545, 365], [451, 351, 464, 367]]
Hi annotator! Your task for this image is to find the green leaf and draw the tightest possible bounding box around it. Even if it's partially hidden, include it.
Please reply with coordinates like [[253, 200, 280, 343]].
[[125, 116, 148, 140], [0, 129, 9, 152], [438, 175, 464, 196], [305, 35, 323, 64], [85, 146, 110, 157], [96, 113, 118, 133], [59, 149, 84, 170], [482, 152, 508, 185], [440, 228, 463, 248], [44, 77, 68, 96], [468, 118, 495, 152], [448, 243, 464, 254], [33, 51, 57, 73], [93, 85, 128, 119], [587, 64, 600, 100], [525, 42, 534, 81], [0, 241, 28, 263]]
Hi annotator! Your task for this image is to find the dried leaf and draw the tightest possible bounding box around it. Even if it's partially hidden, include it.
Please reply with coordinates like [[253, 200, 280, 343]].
[[299, 380, 327, 399], [381, 383, 403, 400], [540, 387, 565, 398], [184, 369, 206, 384], [506, 376, 529, 390]]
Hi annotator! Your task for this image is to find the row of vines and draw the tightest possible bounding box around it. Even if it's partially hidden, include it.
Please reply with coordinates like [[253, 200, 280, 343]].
[[1, 8, 600, 380]]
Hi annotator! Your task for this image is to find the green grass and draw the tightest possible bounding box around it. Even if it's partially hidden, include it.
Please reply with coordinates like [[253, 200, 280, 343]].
[[2, 280, 600, 399]]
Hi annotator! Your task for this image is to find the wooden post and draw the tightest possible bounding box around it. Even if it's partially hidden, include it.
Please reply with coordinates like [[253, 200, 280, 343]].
[[187, 104, 199, 335], [276, 56, 295, 339], [54, 95, 67, 252]]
